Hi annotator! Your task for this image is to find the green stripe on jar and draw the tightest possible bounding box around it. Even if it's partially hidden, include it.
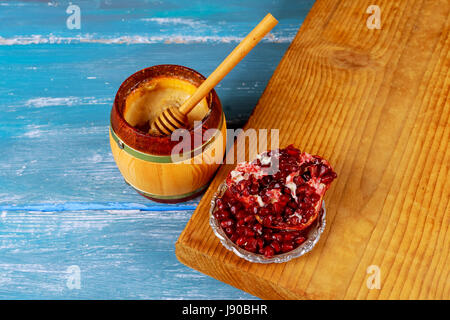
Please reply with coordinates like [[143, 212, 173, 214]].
[[110, 113, 224, 164]]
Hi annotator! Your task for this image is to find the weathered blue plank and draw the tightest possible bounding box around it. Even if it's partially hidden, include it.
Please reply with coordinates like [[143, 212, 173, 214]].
[[0, 0, 315, 299], [0, 209, 256, 299]]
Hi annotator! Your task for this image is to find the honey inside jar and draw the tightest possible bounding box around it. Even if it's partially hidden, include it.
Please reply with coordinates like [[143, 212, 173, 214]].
[[123, 77, 210, 134]]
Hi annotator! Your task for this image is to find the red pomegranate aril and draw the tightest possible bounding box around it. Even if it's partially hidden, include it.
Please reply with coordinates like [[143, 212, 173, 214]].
[[272, 233, 283, 242], [216, 199, 225, 211], [279, 194, 290, 203], [281, 242, 294, 253], [236, 236, 246, 246], [262, 246, 275, 258], [259, 207, 270, 216], [270, 241, 281, 253], [248, 204, 259, 215], [321, 171, 337, 184], [310, 193, 320, 203], [305, 207, 315, 218], [245, 238, 258, 253], [285, 146, 299, 156], [261, 193, 271, 203], [289, 216, 300, 225], [236, 219, 246, 228], [263, 232, 273, 241], [287, 201, 297, 209], [243, 227, 255, 237], [244, 215, 255, 224], [220, 219, 234, 228], [284, 207, 293, 216], [230, 233, 239, 243], [318, 164, 328, 177], [296, 184, 310, 194], [257, 238, 264, 250], [283, 233, 296, 242], [235, 211, 247, 220], [250, 184, 259, 194], [224, 227, 234, 235], [295, 236, 306, 245], [236, 226, 245, 235], [262, 215, 273, 227], [230, 205, 238, 215], [272, 202, 284, 214], [253, 223, 263, 234], [221, 211, 231, 220]]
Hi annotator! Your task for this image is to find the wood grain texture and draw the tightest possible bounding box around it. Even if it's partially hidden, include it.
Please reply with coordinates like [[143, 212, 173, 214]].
[[176, 0, 450, 299], [0, 0, 316, 299]]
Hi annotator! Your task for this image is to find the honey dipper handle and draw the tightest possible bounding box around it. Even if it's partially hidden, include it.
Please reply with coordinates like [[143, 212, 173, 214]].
[[178, 13, 278, 115]]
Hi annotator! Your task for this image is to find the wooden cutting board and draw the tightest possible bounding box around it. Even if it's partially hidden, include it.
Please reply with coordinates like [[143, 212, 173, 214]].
[[176, 0, 449, 299]]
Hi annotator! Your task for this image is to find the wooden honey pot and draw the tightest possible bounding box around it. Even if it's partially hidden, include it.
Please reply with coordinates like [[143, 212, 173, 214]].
[[110, 64, 227, 203]]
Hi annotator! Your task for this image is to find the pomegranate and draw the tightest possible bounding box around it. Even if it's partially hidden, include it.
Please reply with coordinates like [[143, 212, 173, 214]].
[[213, 145, 336, 258]]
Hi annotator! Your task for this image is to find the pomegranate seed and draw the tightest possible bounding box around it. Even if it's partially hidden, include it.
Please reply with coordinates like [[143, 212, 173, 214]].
[[284, 207, 293, 216], [243, 227, 255, 237], [283, 233, 296, 242], [253, 223, 263, 234], [288, 201, 297, 209], [248, 204, 259, 215], [281, 242, 294, 253], [262, 215, 273, 227], [261, 194, 271, 203], [262, 246, 275, 258], [270, 241, 281, 253], [310, 193, 320, 203], [250, 184, 259, 194], [289, 216, 300, 225], [257, 238, 264, 250], [220, 219, 233, 228], [236, 219, 246, 228], [259, 207, 270, 216], [244, 215, 255, 223], [321, 171, 337, 184], [216, 199, 225, 211], [245, 238, 258, 253], [236, 226, 246, 235], [272, 233, 283, 242], [236, 237, 247, 246], [279, 194, 290, 203], [318, 164, 328, 177]]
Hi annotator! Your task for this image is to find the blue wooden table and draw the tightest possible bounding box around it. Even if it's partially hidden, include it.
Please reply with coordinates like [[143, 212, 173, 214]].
[[0, 0, 314, 299]]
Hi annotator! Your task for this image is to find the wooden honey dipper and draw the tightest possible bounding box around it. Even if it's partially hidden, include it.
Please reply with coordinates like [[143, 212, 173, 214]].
[[149, 13, 278, 136]]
